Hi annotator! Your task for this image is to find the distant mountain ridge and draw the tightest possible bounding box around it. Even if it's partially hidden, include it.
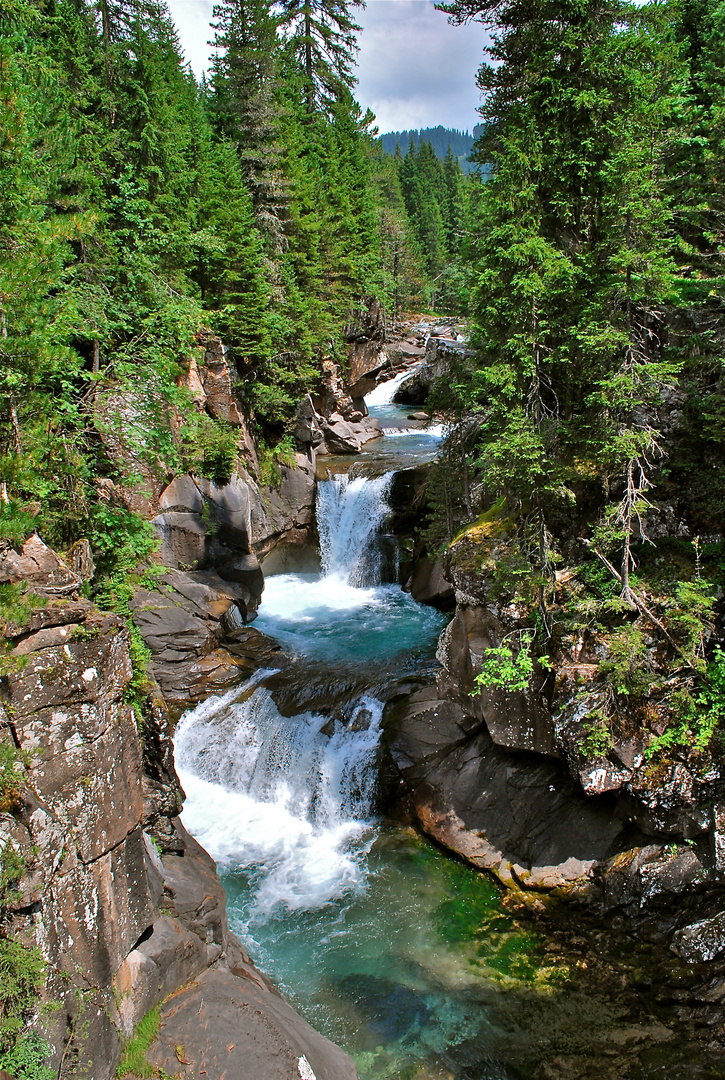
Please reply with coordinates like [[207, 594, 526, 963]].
[[379, 125, 484, 173]]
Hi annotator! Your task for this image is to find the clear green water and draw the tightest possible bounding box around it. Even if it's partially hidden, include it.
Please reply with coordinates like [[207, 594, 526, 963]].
[[219, 827, 646, 1080]]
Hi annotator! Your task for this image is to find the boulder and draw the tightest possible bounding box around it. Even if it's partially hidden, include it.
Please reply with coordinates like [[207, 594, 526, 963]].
[[153, 474, 263, 601], [385, 687, 627, 893], [673, 911, 725, 963], [408, 555, 454, 608], [130, 570, 277, 702], [0, 534, 82, 595], [322, 419, 362, 454], [436, 606, 558, 757], [599, 844, 708, 912]]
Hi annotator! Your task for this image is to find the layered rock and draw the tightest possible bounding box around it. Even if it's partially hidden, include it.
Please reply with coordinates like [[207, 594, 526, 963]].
[[384, 526, 725, 930], [0, 547, 358, 1080], [129, 568, 281, 704]]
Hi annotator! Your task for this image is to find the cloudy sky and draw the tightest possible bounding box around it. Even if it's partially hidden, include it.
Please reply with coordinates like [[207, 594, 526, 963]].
[[166, 0, 489, 133]]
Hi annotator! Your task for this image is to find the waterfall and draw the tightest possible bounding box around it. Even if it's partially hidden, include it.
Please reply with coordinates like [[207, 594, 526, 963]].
[[316, 472, 393, 586], [364, 365, 420, 406], [175, 678, 383, 916]]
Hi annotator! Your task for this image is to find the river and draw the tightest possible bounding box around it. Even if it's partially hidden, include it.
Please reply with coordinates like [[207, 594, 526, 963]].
[[172, 377, 695, 1080]]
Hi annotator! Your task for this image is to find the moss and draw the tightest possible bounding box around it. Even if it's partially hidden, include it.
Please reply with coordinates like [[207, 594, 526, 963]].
[[449, 497, 513, 546], [115, 1006, 161, 1079]]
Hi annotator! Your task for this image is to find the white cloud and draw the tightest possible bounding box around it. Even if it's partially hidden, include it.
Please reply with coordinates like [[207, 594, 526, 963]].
[[166, 0, 489, 132], [356, 0, 489, 133]]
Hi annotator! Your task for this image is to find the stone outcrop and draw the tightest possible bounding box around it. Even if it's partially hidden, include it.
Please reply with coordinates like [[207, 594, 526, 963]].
[[178, 333, 258, 472], [0, 548, 358, 1079], [384, 524, 725, 915], [152, 473, 263, 602], [129, 568, 282, 704]]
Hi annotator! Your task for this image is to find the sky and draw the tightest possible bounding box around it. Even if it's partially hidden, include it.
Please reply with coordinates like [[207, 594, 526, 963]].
[[165, 0, 490, 134]]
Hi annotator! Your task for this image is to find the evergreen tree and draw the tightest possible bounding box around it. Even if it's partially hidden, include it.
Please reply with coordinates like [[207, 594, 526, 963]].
[[436, 0, 681, 615], [276, 0, 364, 113], [210, 0, 287, 248]]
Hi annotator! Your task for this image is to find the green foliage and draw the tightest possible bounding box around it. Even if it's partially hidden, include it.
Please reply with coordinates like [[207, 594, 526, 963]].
[[472, 631, 534, 694], [116, 1006, 162, 1079], [125, 625, 153, 729], [0, 745, 30, 814], [258, 436, 297, 487], [0, 938, 46, 1059], [578, 716, 615, 760], [0, 843, 25, 909], [179, 413, 240, 485], [0, 584, 49, 633], [647, 646, 725, 758], [0, 1028, 54, 1080], [597, 624, 653, 699]]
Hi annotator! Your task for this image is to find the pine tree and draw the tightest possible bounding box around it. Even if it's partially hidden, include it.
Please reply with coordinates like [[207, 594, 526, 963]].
[[436, 0, 681, 614], [276, 0, 364, 114], [210, 0, 287, 248]]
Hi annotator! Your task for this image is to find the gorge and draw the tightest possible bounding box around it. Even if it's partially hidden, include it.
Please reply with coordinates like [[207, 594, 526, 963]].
[[4, 0, 725, 1073]]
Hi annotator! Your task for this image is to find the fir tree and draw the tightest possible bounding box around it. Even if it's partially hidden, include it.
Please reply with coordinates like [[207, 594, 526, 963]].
[[277, 0, 364, 114]]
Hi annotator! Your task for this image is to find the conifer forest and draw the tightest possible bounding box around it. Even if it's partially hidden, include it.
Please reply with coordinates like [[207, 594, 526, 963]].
[[3, 0, 725, 1077]]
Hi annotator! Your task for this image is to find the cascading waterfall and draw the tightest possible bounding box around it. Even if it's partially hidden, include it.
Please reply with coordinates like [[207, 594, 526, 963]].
[[364, 364, 420, 406], [316, 472, 393, 586], [175, 466, 436, 921], [176, 680, 384, 916]]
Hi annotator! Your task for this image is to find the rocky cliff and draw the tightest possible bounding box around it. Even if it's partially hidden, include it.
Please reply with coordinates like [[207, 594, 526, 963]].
[[384, 528, 725, 982], [0, 536, 358, 1080]]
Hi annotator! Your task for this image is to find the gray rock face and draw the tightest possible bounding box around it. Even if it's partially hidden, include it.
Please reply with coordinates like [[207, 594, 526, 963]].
[[252, 454, 317, 559], [153, 474, 264, 619], [1, 549, 358, 1080], [0, 534, 82, 595], [436, 605, 558, 757], [384, 687, 626, 892], [408, 555, 454, 607], [673, 911, 725, 963], [145, 968, 359, 1080], [130, 569, 281, 703]]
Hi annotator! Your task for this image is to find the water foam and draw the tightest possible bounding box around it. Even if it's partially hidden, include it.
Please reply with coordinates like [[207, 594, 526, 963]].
[[381, 424, 445, 439], [176, 683, 383, 916], [364, 365, 421, 406]]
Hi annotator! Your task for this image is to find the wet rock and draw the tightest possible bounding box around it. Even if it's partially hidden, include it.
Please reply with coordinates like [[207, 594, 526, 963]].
[[436, 607, 557, 757], [153, 474, 263, 602], [130, 569, 271, 701], [113, 915, 209, 1039], [673, 911, 725, 963], [161, 821, 229, 949], [408, 555, 454, 608], [393, 364, 433, 406], [145, 968, 359, 1080], [323, 418, 363, 454], [385, 688, 627, 893], [600, 844, 708, 912], [253, 456, 317, 559]]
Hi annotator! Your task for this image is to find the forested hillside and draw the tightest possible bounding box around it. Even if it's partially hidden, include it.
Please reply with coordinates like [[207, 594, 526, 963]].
[[380, 126, 474, 159], [424, 0, 725, 765], [0, 0, 470, 583]]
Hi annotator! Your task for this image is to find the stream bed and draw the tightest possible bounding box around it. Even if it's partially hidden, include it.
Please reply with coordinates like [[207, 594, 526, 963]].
[[174, 376, 708, 1080]]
